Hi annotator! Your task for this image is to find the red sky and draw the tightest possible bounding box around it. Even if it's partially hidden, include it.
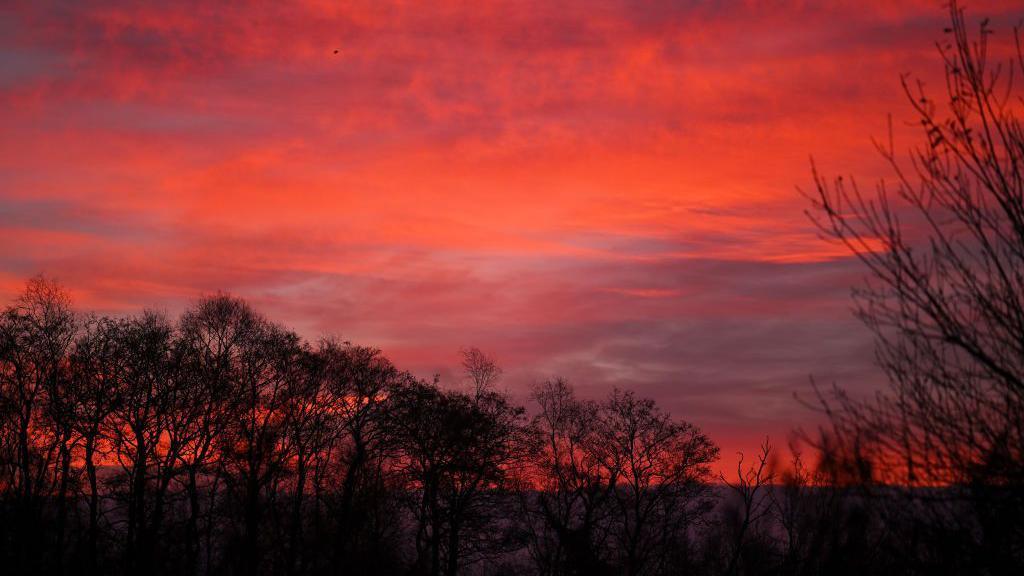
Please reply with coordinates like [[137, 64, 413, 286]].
[[1, 0, 1020, 468]]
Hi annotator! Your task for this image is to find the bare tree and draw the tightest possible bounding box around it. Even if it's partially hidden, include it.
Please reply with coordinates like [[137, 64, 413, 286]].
[[106, 311, 179, 573], [279, 342, 335, 576], [527, 382, 718, 576], [720, 440, 775, 576], [217, 311, 304, 575], [175, 294, 260, 573], [318, 341, 404, 573], [0, 275, 77, 573], [460, 347, 501, 400], [68, 315, 125, 575], [527, 378, 613, 576], [599, 389, 719, 576], [806, 0, 1024, 570], [389, 375, 527, 576]]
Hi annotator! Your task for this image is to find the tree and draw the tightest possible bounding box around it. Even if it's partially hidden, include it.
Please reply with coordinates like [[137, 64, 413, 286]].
[[806, 1, 1024, 571], [175, 293, 261, 573], [68, 315, 126, 575], [216, 307, 305, 575], [318, 341, 405, 574], [107, 310, 178, 573], [598, 389, 719, 576], [527, 378, 613, 576], [279, 341, 335, 576], [460, 347, 501, 400], [389, 376, 527, 576], [0, 275, 77, 573], [527, 381, 719, 576], [720, 440, 775, 576]]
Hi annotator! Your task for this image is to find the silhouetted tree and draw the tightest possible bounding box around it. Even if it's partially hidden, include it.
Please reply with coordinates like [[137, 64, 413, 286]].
[[107, 311, 180, 574], [319, 341, 406, 575], [460, 347, 501, 400], [599, 389, 718, 576], [527, 380, 719, 576], [217, 309, 304, 575], [389, 374, 526, 576], [68, 315, 125, 575], [0, 276, 77, 574], [768, 444, 827, 576], [527, 378, 612, 576], [720, 440, 775, 576], [279, 343, 334, 576], [175, 294, 259, 574], [807, 0, 1024, 571]]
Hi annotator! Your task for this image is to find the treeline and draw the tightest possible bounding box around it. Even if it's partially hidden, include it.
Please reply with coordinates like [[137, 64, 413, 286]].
[[0, 278, 787, 576], [0, 276, 716, 576], [2, 276, 1011, 576]]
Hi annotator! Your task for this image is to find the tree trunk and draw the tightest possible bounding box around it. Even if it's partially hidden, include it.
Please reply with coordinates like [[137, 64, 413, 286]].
[[241, 466, 262, 576], [54, 434, 72, 574], [128, 433, 148, 573], [289, 449, 307, 575], [446, 514, 460, 576], [335, 439, 367, 568], [85, 434, 100, 576], [186, 467, 202, 575]]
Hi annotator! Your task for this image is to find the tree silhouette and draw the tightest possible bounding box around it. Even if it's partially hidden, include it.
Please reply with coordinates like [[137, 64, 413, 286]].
[[460, 347, 501, 400], [0, 275, 77, 574], [807, 0, 1024, 571], [320, 341, 406, 574], [69, 315, 124, 575], [526, 380, 719, 576], [527, 378, 612, 576], [720, 439, 774, 576], [599, 389, 718, 576]]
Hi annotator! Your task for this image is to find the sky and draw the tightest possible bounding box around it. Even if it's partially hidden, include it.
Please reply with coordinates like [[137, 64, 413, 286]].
[[2, 0, 1021, 468]]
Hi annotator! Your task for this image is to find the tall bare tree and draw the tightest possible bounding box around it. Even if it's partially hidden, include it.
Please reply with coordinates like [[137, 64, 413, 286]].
[[217, 310, 304, 575], [68, 315, 125, 575], [175, 294, 259, 573], [599, 389, 719, 576], [319, 341, 404, 573], [720, 440, 775, 576], [527, 381, 719, 576], [807, 0, 1024, 570], [389, 374, 527, 576], [107, 311, 178, 573], [527, 378, 613, 576], [0, 275, 77, 573]]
